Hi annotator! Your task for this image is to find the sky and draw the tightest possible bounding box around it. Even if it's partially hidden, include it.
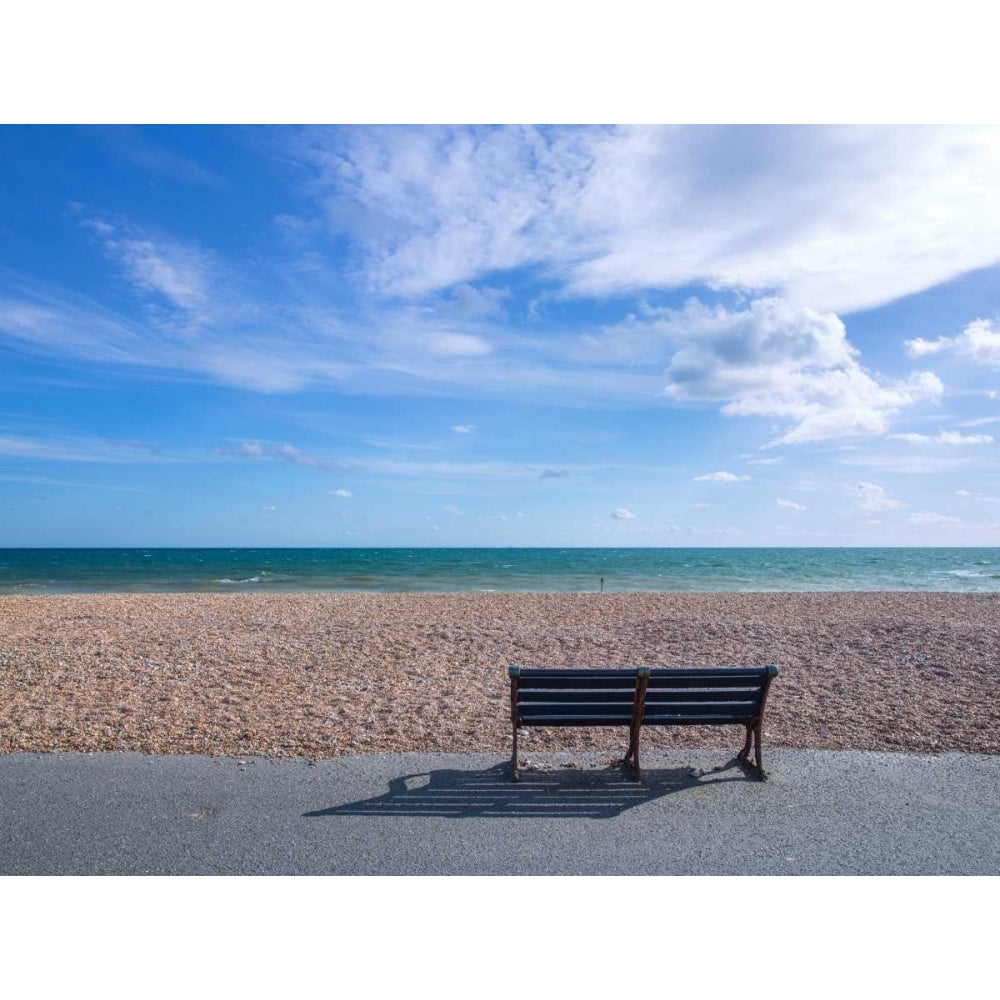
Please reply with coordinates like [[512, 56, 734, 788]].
[[2, 124, 1000, 547]]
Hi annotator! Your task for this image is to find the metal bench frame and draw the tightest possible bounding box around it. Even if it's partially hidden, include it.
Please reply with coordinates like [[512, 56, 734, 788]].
[[508, 664, 779, 782]]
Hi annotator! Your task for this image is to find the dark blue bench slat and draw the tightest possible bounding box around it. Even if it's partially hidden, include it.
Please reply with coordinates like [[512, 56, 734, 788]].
[[641, 714, 752, 726], [516, 676, 639, 690], [645, 689, 760, 704], [646, 676, 766, 689], [520, 703, 634, 718], [520, 690, 636, 704], [642, 700, 761, 715], [517, 669, 639, 678], [648, 667, 771, 678], [518, 716, 635, 727]]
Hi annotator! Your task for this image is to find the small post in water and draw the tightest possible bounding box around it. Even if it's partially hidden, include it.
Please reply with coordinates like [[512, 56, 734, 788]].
[[600, 576, 604, 594]]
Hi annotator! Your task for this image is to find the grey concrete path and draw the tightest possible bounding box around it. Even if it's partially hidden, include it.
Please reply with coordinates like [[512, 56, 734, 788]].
[[1, 749, 998, 875]]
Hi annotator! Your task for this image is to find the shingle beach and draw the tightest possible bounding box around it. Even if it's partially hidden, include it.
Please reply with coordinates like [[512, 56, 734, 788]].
[[1, 592, 997, 757]]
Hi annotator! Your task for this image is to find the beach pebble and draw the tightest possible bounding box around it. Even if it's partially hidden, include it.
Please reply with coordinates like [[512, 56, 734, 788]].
[[0, 591, 997, 758]]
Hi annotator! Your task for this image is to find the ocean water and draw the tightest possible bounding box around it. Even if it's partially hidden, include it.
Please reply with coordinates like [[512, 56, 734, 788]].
[[2, 548, 1000, 594]]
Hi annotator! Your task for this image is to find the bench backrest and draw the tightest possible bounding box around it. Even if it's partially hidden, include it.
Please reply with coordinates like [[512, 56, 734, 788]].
[[510, 665, 778, 727], [642, 665, 777, 725], [510, 667, 643, 727]]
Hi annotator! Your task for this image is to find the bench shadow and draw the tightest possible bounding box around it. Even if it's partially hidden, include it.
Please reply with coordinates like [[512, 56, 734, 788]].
[[304, 756, 759, 820]]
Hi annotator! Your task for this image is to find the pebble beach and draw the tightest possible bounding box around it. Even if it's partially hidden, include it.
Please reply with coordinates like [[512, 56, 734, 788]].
[[1, 591, 998, 758]]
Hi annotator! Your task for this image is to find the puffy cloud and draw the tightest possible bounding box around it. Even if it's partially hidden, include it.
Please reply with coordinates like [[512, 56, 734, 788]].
[[299, 125, 1000, 314], [889, 430, 994, 445], [329, 489, 353, 498], [611, 508, 637, 519], [854, 481, 905, 511], [617, 297, 943, 445], [777, 498, 806, 511], [261, 504, 276, 511], [452, 424, 477, 434], [906, 319, 1000, 367], [694, 471, 749, 483], [441, 504, 463, 515]]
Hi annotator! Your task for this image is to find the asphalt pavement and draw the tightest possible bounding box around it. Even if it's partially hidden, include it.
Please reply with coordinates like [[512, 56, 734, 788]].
[[1, 748, 997, 875]]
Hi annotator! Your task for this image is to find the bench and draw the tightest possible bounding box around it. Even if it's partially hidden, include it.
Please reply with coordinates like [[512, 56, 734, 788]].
[[508, 664, 779, 782]]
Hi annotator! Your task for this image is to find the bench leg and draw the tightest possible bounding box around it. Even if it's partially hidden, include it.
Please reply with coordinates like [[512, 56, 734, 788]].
[[510, 722, 520, 783], [736, 724, 766, 779], [624, 726, 636, 764], [738, 724, 752, 764], [753, 722, 766, 780], [631, 727, 643, 783]]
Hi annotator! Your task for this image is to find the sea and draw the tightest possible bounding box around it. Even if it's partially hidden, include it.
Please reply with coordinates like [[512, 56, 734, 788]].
[[1, 547, 1000, 594]]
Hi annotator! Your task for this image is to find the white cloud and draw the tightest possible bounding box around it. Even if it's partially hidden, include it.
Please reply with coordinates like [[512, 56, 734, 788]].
[[958, 416, 1000, 428], [452, 424, 477, 434], [83, 218, 217, 320], [907, 511, 961, 526], [441, 504, 463, 515], [112, 237, 212, 313], [235, 441, 605, 481], [889, 430, 994, 445], [428, 333, 492, 357], [261, 504, 276, 511], [906, 319, 1000, 367], [329, 489, 353, 498], [694, 471, 749, 483], [777, 498, 806, 511], [854, 481, 905, 511], [611, 507, 637, 520], [300, 125, 1000, 314], [956, 489, 1000, 503], [0, 433, 169, 464], [841, 453, 978, 474], [616, 297, 943, 446], [238, 441, 344, 470]]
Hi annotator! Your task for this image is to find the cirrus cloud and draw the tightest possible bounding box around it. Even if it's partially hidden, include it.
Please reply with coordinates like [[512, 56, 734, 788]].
[[889, 430, 994, 445], [299, 125, 1000, 315]]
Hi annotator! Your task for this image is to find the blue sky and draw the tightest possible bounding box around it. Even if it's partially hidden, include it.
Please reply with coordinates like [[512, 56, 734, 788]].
[[2, 124, 1000, 546]]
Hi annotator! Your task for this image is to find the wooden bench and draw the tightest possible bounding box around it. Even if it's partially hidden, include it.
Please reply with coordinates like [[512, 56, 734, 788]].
[[508, 664, 779, 782]]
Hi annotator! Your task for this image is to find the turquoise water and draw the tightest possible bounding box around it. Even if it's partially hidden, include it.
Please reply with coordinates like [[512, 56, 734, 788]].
[[2, 548, 1000, 593]]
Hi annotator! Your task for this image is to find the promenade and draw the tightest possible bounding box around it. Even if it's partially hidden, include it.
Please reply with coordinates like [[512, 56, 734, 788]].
[[2, 749, 997, 875]]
